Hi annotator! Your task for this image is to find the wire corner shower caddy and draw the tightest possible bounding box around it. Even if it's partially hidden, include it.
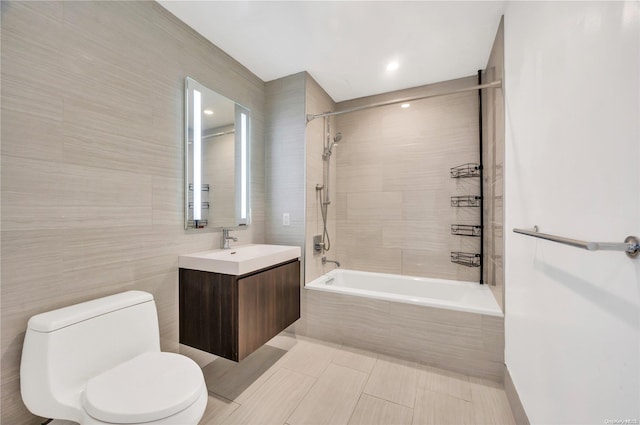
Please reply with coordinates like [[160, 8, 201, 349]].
[[449, 163, 483, 273], [450, 252, 482, 268], [451, 224, 482, 237], [450, 163, 481, 178]]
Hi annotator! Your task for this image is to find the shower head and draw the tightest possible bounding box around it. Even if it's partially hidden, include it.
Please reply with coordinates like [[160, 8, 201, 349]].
[[323, 132, 343, 160], [325, 132, 343, 157]]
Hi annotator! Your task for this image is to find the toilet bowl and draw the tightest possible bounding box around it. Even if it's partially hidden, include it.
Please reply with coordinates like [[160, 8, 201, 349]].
[[20, 291, 207, 425]]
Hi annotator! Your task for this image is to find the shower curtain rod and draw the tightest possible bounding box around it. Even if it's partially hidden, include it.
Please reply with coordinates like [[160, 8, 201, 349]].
[[306, 80, 502, 122]]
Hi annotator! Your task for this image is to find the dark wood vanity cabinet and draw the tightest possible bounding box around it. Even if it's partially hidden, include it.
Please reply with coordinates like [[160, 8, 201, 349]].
[[179, 259, 300, 361]]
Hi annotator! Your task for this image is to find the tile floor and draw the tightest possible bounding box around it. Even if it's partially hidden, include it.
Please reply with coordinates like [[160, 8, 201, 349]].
[[194, 332, 517, 425], [53, 332, 516, 425]]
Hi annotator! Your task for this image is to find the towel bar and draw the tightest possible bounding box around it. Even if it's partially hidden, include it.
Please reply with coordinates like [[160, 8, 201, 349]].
[[513, 226, 639, 258]]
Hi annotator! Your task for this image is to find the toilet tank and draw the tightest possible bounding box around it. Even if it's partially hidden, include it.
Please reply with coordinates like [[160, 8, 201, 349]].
[[21, 291, 161, 420]]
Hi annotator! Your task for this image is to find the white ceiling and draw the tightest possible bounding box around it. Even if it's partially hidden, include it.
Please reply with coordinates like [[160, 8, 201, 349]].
[[157, 1, 506, 102]]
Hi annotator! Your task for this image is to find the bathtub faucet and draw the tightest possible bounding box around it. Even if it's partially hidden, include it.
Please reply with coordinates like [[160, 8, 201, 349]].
[[322, 256, 340, 268]]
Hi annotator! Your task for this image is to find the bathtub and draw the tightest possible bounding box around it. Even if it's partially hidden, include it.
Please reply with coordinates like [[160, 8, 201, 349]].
[[305, 269, 503, 317], [292, 269, 505, 381]]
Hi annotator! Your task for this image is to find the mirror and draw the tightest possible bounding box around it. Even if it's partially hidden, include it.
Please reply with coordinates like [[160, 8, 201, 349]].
[[185, 77, 250, 230]]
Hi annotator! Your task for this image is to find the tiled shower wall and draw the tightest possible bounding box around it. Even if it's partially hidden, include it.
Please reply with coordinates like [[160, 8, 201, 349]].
[[333, 77, 482, 282], [1, 2, 265, 423], [304, 75, 337, 283], [265, 71, 337, 285], [481, 18, 505, 310]]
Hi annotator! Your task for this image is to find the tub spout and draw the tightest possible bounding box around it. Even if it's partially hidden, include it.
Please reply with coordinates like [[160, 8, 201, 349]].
[[322, 256, 340, 268]]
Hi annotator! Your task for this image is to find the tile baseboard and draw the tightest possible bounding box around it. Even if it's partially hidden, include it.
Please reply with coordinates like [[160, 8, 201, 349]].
[[504, 365, 530, 425]]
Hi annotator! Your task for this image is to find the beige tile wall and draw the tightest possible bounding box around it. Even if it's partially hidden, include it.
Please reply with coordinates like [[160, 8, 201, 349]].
[[264, 73, 306, 252], [304, 74, 337, 283], [482, 17, 505, 311], [334, 77, 482, 282], [293, 289, 504, 381], [0, 2, 265, 423]]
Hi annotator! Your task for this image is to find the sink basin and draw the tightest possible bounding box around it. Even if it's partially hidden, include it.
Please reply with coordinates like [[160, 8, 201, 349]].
[[179, 244, 301, 276]]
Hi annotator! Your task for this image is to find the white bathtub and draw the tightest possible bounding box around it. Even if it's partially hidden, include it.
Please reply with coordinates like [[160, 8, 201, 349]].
[[305, 269, 503, 317], [297, 268, 505, 380]]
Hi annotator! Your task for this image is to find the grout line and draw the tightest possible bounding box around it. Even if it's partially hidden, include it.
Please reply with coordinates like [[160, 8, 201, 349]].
[[344, 390, 365, 425], [279, 364, 319, 379], [359, 357, 378, 393], [205, 391, 236, 405], [421, 387, 473, 403], [329, 350, 377, 375], [409, 403, 416, 425], [362, 392, 416, 410], [410, 379, 417, 409], [282, 370, 319, 425]]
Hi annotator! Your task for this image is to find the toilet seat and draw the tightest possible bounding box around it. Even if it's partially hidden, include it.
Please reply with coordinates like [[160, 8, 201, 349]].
[[83, 351, 205, 424]]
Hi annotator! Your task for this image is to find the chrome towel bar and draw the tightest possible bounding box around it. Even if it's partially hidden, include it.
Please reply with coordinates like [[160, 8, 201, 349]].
[[513, 226, 639, 259]]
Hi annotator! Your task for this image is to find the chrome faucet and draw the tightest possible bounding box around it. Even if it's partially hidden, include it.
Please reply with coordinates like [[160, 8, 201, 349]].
[[222, 229, 237, 249], [322, 256, 340, 268]]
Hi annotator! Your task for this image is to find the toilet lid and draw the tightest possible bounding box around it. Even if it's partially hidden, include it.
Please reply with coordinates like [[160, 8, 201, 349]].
[[83, 352, 205, 424]]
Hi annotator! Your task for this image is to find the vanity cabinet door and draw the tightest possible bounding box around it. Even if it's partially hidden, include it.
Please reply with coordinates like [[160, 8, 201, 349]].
[[276, 261, 301, 330], [179, 268, 238, 360], [237, 260, 300, 361]]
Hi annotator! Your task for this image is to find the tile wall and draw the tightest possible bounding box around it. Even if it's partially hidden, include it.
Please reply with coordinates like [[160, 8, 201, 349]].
[[1, 2, 265, 423], [334, 77, 482, 282], [304, 74, 337, 283], [264, 73, 306, 251]]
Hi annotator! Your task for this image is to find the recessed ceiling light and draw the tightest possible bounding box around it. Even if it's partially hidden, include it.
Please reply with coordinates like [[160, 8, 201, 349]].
[[203, 109, 214, 115], [401, 103, 411, 108], [386, 61, 399, 72]]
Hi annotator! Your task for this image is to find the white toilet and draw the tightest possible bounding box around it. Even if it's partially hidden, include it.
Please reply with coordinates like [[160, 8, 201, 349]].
[[20, 291, 208, 425]]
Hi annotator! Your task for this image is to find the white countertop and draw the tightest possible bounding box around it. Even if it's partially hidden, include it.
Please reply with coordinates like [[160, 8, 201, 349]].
[[179, 244, 301, 275]]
